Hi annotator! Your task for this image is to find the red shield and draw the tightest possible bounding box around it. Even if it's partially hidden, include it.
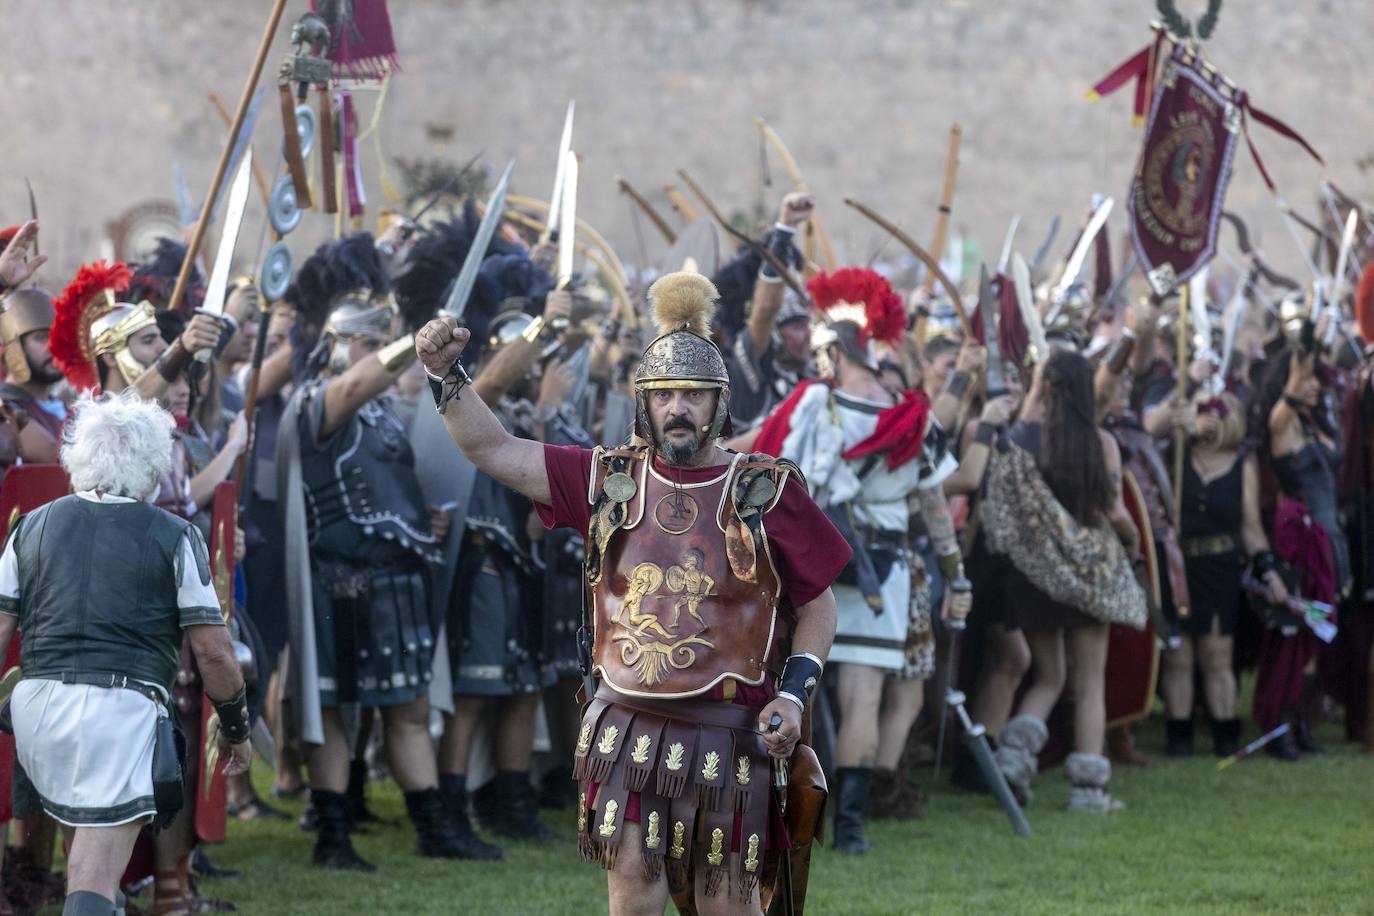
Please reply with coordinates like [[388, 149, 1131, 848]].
[[195, 481, 237, 844], [1106, 469, 1160, 727], [0, 465, 69, 821], [1128, 45, 1242, 296]]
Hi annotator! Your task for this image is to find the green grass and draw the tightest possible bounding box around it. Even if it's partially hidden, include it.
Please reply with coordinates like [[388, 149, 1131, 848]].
[[111, 716, 1371, 915]]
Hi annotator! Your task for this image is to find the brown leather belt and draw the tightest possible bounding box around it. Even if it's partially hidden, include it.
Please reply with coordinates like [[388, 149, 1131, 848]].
[[1181, 533, 1237, 558], [594, 684, 759, 731]]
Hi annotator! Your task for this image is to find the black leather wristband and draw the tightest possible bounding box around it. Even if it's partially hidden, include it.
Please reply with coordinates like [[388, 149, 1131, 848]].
[[1251, 550, 1279, 579], [945, 371, 972, 400], [777, 653, 823, 712], [212, 685, 251, 745], [759, 224, 799, 280], [974, 423, 998, 447]]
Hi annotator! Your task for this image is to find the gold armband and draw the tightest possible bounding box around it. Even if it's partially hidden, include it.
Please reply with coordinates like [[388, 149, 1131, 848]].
[[376, 334, 416, 373]]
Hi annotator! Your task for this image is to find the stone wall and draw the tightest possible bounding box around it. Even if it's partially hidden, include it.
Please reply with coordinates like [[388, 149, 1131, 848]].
[[2, 0, 1369, 285]]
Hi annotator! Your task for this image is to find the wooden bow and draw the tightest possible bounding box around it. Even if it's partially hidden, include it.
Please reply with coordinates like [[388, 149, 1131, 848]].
[[754, 117, 838, 271], [616, 177, 676, 245], [843, 198, 971, 338], [662, 185, 700, 224], [506, 193, 631, 287], [676, 169, 813, 309], [1221, 211, 1301, 291]]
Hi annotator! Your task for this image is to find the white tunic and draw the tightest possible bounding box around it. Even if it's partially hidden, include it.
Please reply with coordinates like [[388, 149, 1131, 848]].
[[0, 492, 220, 827], [779, 386, 955, 670]]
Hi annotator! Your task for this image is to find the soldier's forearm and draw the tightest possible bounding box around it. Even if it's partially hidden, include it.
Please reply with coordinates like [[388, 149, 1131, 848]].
[[320, 336, 414, 439], [916, 486, 958, 560], [435, 371, 553, 506], [473, 335, 539, 405], [791, 588, 836, 665], [187, 623, 245, 703]]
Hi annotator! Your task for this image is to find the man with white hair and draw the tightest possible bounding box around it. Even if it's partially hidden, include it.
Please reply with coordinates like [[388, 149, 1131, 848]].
[[0, 391, 251, 916]]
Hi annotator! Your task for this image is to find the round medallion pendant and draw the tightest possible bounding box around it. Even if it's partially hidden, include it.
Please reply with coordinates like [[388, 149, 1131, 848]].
[[602, 472, 637, 503], [653, 490, 699, 535]]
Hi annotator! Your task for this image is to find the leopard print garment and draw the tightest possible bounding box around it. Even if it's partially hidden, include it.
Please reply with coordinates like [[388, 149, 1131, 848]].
[[980, 442, 1147, 629]]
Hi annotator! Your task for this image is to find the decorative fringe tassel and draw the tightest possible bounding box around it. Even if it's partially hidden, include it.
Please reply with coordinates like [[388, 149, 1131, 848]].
[[624, 765, 651, 793], [733, 786, 749, 814], [657, 771, 686, 799], [599, 842, 619, 872], [588, 757, 614, 786], [666, 860, 689, 893], [642, 850, 664, 883], [737, 871, 760, 903], [579, 834, 598, 863], [696, 784, 721, 812], [572, 756, 590, 781], [704, 866, 726, 898]]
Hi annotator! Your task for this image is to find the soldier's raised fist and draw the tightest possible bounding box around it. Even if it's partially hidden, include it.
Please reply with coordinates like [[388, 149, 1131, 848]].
[[415, 316, 470, 377]]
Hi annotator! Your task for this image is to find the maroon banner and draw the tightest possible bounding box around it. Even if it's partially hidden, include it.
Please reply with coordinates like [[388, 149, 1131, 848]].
[[1127, 46, 1241, 296]]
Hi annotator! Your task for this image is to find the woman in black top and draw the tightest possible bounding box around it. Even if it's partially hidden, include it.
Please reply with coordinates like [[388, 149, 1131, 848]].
[[1150, 392, 1288, 757]]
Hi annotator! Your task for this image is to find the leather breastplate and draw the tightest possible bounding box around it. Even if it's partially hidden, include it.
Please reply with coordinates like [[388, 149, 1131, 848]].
[[587, 448, 790, 700], [301, 391, 438, 565]]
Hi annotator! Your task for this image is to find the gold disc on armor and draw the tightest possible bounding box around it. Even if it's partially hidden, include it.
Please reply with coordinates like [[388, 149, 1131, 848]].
[[653, 490, 699, 535], [602, 472, 637, 503]]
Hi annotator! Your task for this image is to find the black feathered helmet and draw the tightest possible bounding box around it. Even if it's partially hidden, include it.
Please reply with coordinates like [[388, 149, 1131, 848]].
[[391, 204, 549, 371], [283, 232, 394, 379]]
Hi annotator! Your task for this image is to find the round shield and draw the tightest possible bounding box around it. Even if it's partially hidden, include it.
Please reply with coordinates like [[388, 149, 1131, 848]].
[[291, 104, 317, 159], [260, 241, 293, 301], [269, 175, 302, 235]]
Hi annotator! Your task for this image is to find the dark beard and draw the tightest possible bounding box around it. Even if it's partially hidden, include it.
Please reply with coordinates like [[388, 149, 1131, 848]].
[[656, 418, 705, 466], [658, 436, 701, 467], [28, 363, 65, 386]]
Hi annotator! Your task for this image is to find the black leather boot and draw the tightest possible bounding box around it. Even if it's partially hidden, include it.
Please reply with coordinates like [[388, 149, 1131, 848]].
[[1266, 721, 1301, 762], [484, 770, 550, 840], [1209, 718, 1240, 758], [311, 790, 375, 871], [405, 788, 485, 859], [1164, 718, 1194, 757], [439, 774, 502, 860], [1296, 674, 1326, 754], [831, 767, 873, 854]]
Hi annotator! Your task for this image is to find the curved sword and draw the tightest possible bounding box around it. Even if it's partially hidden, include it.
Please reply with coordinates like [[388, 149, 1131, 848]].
[[1012, 252, 1048, 364]]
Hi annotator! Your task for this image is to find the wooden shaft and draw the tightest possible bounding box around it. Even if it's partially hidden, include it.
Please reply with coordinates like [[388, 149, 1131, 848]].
[[1173, 283, 1189, 530], [662, 185, 699, 224], [616, 177, 677, 245], [319, 89, 338, 215], [278, 83, 313, 207], [234, 297, 274, 494], [921, 123, 963, 295], [209, 92, 272, 214], [166, 0, 289, 314]]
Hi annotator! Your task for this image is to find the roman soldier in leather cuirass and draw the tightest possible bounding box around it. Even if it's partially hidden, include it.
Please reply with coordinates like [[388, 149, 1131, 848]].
[[414, 271, 850, 915], [277, 233, 476, 872]]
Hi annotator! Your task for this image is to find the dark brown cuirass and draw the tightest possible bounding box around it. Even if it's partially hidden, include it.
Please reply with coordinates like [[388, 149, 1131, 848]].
[[588, 449, 787, 699]]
